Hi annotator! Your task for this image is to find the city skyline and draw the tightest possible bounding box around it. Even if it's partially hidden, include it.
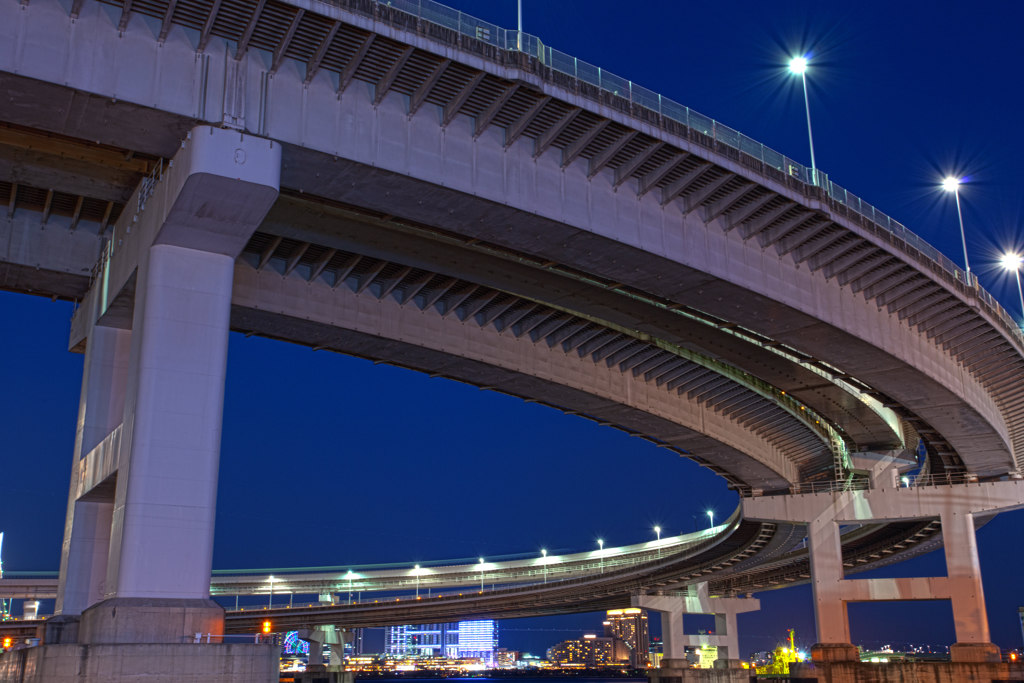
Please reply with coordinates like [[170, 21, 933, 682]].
[[1, 0, 1023, 660]]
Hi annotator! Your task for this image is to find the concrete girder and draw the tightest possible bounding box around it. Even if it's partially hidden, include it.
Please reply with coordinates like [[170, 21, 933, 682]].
[[473, 83, 519, 138], [283, 242, 310, 277], [562, 324, 607, 354], [905, 298, 963, 329], [638, 153, 689, 197], [306, 247, 336, 283], [659, 161, 712, 206], [820, 245, 874, 281], [234, 0, 268, 59], [442, 72, 486, 127], [303, 20, 344, 84], [496, 302, 540, 334], [377, 265, 413, 299], [230, 267, 803, 487], [680, 172, 735, 214], [269, 8, 304, 73], [613, 141, 665, 188], [478, 296, 520, 327], [701, 181, 758, 223], [836, 254, 893, 288], [354, 259, 389, 294], [754, 210, 815, 248], [333, 30, 373, 91], [929, 315, 985, 344], [197, 0, 222, 51], [408, 58, 451, 116], [774, 219, 831, 257], [587, 130, 638, 178], [373, 46, 415, 106], [790, 225, 847, 265], [720, 189, 775, 231], [534, 107, 582, 159], [887, 282, 942, 315], [868, 274, 925, 305], [330, 253, 363, 288], [504, 95, 551, 148], [461, 289, 501, 321], [849, 260, 907, 294], [561, 118, 610, 169], [806, 237, 864, 274], [735, 201, 797, 239]]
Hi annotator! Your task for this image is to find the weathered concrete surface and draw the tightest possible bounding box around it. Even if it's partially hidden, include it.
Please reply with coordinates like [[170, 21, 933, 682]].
[[0, 642, 277, 683], [648, 659, 751, 683], [789, 659, 1024, 682]]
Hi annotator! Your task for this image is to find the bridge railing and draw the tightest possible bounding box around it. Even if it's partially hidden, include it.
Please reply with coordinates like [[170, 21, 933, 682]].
[[352, 0, 1024, 349]]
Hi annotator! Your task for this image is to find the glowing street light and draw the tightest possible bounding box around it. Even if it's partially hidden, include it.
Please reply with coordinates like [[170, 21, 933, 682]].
[[478, 558, 486, 593], [653, 525, 661, 541], [942, 176, 971, 280], [788, 55, 818, 186], [413, 565, 421, 599], [597, 539, 605, 573], [268, 575, 275, 609], [1001, 252, 1024, 325], [346, 570, 354, 605], [707, 510, 715, 528], [541, 548, 548, 583]]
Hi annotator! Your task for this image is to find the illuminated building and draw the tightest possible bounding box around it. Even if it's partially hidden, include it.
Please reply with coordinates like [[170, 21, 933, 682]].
[[604, 608, 650, 666], [385, 621, 498, 662], [546, 634, 630, 666]]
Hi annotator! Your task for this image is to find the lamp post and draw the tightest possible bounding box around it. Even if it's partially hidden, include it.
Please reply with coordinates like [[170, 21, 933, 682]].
[[541, 548, 547, 584], [268, 575, 275, 609], [707, 510, 714, 529], [597, 539, 604, 574], [1001, 252, 1024, 325], [346, 570, 354, 605], [942, 176, 971, 281], [414, 565, 420, 599], [516, 0, 522, 51], [653, 525, 662, 558], [787, 56, 818, 186], [478, 558, 485, 593]]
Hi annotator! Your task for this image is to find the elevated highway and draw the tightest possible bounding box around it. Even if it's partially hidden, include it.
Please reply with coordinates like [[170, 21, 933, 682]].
[[1, 0, 1023, 674]]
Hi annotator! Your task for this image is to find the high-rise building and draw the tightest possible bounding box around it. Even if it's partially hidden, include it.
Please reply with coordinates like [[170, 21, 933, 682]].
[[604, 608, 650, 666], [385, 621, 498, 663], [547, 634, 630, 666]]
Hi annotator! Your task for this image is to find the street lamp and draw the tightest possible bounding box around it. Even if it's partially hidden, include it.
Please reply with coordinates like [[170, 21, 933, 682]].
[[268, 575, 275, 609], [413, 565, 420, 599], [1001, 252, 1024, 325], [942, 176, 971, 280], [653, 525, 661, 541], [346, 570, 354, 605], [478, 558, 486, 593], [516, 0, 523, 51], [541, 549, 547, 584], [787, 55, 818, 186], [597, 539, 605, 574], [706, 510, 714, 528]]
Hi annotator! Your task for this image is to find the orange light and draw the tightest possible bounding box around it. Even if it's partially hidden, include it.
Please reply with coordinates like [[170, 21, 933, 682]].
[[2, 637, 11, 649], [1011, 652, 1018, 661], [261, 620, 272, 634]]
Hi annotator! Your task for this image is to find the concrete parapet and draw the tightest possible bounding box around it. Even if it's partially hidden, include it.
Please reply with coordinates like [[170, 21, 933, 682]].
[[0, 642, 277, 683], [284, 672, 354, 683], [948, 641, 1002, 662], [789, 659, 1024, 682], [78, 598, 224, 644], [811, 643, 860, 662], [648, 659, 751, 683]]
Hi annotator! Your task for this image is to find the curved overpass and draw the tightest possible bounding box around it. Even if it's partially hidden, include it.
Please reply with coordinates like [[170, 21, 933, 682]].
[[0, 0, 1022, 635]]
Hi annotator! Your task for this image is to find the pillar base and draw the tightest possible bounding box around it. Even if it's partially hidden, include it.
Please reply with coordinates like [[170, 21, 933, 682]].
[[712, 658, 744, 669], [0, 642, 277, 683], [43, 615, 80, 645], [949, 641, 1001, 663], [810, 643, 859, 662], [79, 598, 224, 645]]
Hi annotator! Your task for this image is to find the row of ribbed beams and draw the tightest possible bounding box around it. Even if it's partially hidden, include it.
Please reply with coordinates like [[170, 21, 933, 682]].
[[0, 179, 119, 233], [76, 0, 1024, 468], [241, 232, 835, 483]]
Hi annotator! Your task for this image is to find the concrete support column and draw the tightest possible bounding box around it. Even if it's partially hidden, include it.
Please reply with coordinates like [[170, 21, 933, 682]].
[[807, 516, 850, 645], [943, 510, 1000, 662], [714, 610, 738, 661], [659, 610, 686, 660], [105, 244, 234, 602], [56, 323, 131, 617]]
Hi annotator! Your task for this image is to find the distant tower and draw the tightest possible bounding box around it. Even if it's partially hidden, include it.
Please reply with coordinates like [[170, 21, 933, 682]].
[[604, 608, 650, 666]]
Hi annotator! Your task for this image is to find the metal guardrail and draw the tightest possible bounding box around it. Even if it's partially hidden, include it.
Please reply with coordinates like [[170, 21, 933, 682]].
[[357, 0, 1024, 349]]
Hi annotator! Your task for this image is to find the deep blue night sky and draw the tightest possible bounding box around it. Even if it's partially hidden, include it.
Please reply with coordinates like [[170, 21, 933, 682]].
[[2, 0, 1023, 659]]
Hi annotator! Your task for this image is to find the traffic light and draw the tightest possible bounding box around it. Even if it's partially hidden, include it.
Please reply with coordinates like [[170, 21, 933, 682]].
[[262, 620, 272, 634], [2, 637, 12, 649]]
